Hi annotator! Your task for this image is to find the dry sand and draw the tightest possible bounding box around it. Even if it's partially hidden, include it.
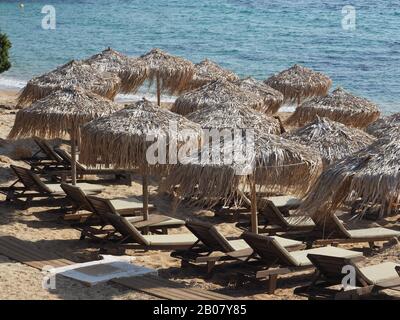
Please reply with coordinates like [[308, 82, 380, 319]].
[[0, 89, 399, 300]]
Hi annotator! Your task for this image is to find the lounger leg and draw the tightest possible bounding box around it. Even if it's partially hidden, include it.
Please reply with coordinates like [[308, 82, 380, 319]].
[[308, 270, 321, 291], [267, 275, 278, 294], [368, 241, 377, 249], [206, 261, 216, 274]]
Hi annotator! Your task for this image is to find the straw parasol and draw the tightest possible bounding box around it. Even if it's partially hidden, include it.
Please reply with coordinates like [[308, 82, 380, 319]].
[[9, 87, 121, 184], [80, 98, 203, 219], [284, 117, 376, 167], [297, 132, 400, 222], [186, 101, 281, 135], [17, 60, 121, 106], [136, 48, 195, 106], [286, 87, 381, 128], [84, 47, 149, 94], [163, 133, 322, 232], [366, 113, 400, 139], [188, 59, 239, 90], [264, 64, 332, 106], [171, 79, 264, 116], [236, 77, 284, 114]]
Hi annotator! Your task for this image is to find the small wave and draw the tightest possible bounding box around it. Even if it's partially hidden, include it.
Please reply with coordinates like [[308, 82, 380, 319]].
[[0, 76, 26, 90], [116, 92, 177, 104]]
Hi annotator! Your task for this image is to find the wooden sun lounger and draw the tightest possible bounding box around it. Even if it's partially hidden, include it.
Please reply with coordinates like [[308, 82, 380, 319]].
[[61, 184, 184, 234], [23, 137, 68, 173], [83, 196, 194, 250], [60, 183, 156, 219], [232, 232, 364, 294], [296, 254, 400, 299], [171, 219, 303, 273], [236, 196, 314, 233], [304, 214, 400, 247], [0, 165, 103, 207], [50, 148, 134, 183]]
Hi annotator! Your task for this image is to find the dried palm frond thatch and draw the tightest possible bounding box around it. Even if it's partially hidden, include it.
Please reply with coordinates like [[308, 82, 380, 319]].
[[80, 98, 203, 172], [137, 48, 194, 103], [366, 112, 400, 138], [18, 60, 121, 106], [284, 117, 376, 167], [297, 132, 400, 222], [189, 59, 239, 89], [80, 98, 203, 220], [9, 87, 121, 140], [10, 87, 121, 185], [84, 47, 149, 94], [286, 87, 381, 128], [264, 64, 332, 105], [236, 77, 284, 114], [171, 79, 264, 116], [186, 102, 281, 135], [163, 133, 323, 209]]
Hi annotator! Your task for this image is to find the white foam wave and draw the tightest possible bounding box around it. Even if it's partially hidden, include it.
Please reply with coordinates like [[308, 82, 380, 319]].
[[0, 76, 26, 90]]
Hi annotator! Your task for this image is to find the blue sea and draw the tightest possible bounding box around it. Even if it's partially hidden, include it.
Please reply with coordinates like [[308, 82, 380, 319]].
[[0, 0, 399, 113]]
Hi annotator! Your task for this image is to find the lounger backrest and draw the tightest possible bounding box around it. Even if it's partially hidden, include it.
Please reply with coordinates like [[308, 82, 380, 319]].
[[86, 196, 149, 246], [10, 165, 52, 193], [307, 254, 371, 286], [60, 183, 93, 212], [34, 137, 63, 162], [185, 219, 234, 252], [54, 148, 86, 171], [259, 200, 289, 227], [242, 232, 299, 266], [313, 215, 351, 239]]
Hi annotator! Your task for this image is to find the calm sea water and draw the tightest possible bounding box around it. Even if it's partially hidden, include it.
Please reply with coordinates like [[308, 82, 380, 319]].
[[0, 0, 399, 113]]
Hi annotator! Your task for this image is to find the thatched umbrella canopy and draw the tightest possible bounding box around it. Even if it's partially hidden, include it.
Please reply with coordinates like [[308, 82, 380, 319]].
[[286, 87, 381, 128], [163, 133, 322, 232], [84, 47, 149, 94], [366, 113, 400, 139], [9, 87, 121, 184], [189, 59, 239, 90], [285, 117, 376, 167], [297, 132, 400, 222], [264, 64, 332, 106], [236, 77, 284, 114], [136, 48, 195, 105], [186, 102, 281, 135], [171, 79, 264, 116], [80, 98, 203, 219], [18, 60, 121, 106]]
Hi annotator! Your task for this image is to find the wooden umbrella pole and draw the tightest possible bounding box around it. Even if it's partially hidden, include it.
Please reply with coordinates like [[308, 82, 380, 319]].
[[297, 95, 301, 108], [142, 163, 149, 220], [71, 129, 77, 185], [250, 174, 258, 234], [156, 71, 161, 106]]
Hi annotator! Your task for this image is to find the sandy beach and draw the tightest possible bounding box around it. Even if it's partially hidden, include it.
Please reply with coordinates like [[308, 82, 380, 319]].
[[0, 89, 399, 300]]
